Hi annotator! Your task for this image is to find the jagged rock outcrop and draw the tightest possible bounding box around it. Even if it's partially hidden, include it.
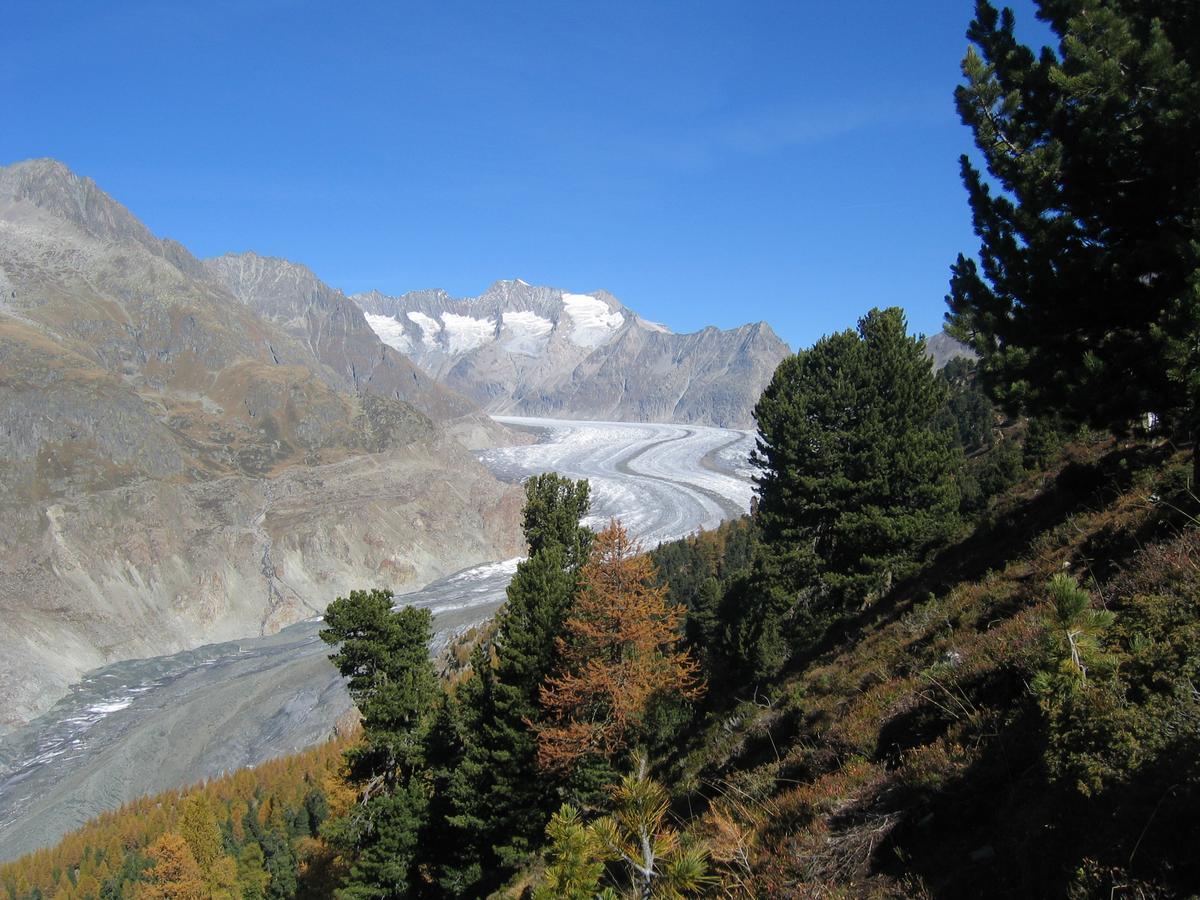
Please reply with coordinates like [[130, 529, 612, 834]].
[[0, 159, 523, 729], [354, 280, 790, 428], [925, 329, 978, 369]]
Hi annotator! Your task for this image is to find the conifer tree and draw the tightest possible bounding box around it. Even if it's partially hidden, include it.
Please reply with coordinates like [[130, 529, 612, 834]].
[[135, 833, 206, 900], [521, 473, 593, 568], [533, 805, 607, 900], [319, 593, 439, 898], [536, 521, 704, 772], [534, 756, 711, 900], [258, 823, 297, 900], [747, 307, 960, 668], [208, 856, 240, 900], [178, 796, 223, 878], [236, 843, 271, 900], [589, 755, 711, 899], [438, 476, 592, 893], [947, 0, 1200, 473], [451, 549, 578, 865]]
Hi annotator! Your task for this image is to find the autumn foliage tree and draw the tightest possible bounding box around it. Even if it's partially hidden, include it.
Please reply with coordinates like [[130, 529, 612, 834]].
[[536, 520, 704, 773], [135, 832, 207, 900]]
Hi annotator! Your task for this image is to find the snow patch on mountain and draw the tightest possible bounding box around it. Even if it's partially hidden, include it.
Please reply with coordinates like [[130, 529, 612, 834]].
[[501, 310, 554, 356], [442, 313, 496, 354], [407, 311, 442, 349], [562, 293, 624, 348], [364, 313, 411, 352], [351, 280, 791, 428]]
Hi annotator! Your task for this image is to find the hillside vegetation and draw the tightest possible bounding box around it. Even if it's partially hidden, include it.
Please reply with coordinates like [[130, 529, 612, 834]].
[[4, 0, 1198, 896], [6, 420, 1195, 898]]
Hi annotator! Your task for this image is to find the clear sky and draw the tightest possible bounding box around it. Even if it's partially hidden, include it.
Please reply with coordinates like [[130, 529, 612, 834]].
[[4, 0, 1046, 350]]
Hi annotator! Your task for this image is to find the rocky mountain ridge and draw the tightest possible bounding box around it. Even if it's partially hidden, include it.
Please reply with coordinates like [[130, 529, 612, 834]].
[[925, 328, 978, 369], [354, 281, 791, 428], [202, 252, 507, 448], [0, 159, 523, 730]]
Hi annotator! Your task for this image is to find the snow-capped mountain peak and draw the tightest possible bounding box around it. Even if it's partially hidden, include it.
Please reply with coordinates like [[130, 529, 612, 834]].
[[351, 281, 789, 428]]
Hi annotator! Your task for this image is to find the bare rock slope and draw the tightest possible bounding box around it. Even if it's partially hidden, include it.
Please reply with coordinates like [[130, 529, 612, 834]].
[[202, 252, 509, 449], [354, 280, 790, 428], [0, 160, 523, 729]]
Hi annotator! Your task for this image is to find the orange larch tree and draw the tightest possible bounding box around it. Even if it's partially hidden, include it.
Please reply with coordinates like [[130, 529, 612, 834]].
[[135, 832, 206, 900], [536, 519, 704, 771]]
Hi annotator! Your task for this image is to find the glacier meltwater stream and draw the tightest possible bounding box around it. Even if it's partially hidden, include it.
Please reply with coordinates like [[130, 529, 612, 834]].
[[0, 417, 757, 861]]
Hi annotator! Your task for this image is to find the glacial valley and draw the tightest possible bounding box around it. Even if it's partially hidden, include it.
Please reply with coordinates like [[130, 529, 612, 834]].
[[0, 417, 756, 862]]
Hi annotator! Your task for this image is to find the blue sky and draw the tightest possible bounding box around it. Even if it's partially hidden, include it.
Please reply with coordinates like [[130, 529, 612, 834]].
[[4, 1, 1046, 350]]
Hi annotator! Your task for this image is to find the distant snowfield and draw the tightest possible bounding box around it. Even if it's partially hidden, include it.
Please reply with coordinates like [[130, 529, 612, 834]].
[[561, 293, 625, 348], [406, 311, 442, 349], [362, 291, 631, 361], [441, 312, 496, 354], [0, 416, 759, 862], [501, 309, 554, 356], [363, 312, 411, 352]]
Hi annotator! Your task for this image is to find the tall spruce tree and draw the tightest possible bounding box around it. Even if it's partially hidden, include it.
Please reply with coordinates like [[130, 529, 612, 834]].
[[319, 592, 439, 899], [744, 308, 960, 672], [438, 475, 592, 894], [947, 0, 1200, 474]]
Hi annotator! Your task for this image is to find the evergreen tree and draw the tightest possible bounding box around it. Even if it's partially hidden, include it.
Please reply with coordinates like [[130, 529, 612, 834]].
[[589, 755, 711, 899], [521, 473, 593, 569], [438, 477, 592, 893], [532, 805, 606, 900], [319, 594, 439, 898], [320, 592, 438, 773], [746, 308, 960, 670], [258, 824, 297, 900], [934, 356, 995, 455], [534, 756, 711, 900], [236, 843, 270, 900], [947, 0, 1200, 474], [326, 786, 425, 900]]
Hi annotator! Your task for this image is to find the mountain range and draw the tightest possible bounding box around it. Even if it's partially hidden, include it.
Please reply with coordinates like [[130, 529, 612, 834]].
[[0, 159, 795, 730], [353, 282, 791, 428], [0, 160, 523, 729]]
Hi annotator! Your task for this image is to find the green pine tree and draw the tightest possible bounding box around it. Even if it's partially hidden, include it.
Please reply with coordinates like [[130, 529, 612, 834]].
[[437, 476, 592, 894], [947, 0, 1200, 476], [236, 843, 270, 900], [319, 593, 440, 898], [521, 473, 593, 569], [744, 308, 961, 672], [532, 805, 606, 900]]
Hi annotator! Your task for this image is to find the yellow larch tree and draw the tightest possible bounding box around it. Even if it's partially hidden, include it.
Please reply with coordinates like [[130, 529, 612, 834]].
[[536, 520, 704, 771]]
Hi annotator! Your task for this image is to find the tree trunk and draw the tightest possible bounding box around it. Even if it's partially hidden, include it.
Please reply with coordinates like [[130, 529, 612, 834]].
[[1193, 442, 1199, 492]]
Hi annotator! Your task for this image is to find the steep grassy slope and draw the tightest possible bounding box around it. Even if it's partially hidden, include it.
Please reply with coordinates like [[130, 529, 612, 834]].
[[673, 437, 1198, 896]]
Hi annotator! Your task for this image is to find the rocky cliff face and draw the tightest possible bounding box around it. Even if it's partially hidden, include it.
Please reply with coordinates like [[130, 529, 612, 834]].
[[925, 329, 978, 369], [0, 160, 523, 729], [354, 280, 790, 428]]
